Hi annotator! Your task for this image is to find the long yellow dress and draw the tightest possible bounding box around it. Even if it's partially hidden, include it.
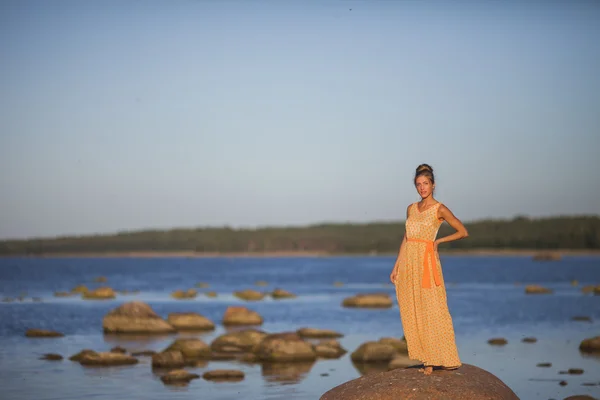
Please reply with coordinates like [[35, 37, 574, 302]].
[[394, 202, 461, 368]]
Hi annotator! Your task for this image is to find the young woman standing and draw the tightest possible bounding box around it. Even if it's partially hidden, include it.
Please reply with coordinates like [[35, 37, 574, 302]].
[[390, 164, 469, 375]]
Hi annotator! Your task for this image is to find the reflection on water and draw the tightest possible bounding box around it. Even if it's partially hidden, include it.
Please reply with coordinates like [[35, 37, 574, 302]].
[[102, 333, 175, 347], [262, 361, 316, 384]]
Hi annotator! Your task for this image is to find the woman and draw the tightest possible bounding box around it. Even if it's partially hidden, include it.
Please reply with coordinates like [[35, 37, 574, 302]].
[[389, 163, 468, 375]]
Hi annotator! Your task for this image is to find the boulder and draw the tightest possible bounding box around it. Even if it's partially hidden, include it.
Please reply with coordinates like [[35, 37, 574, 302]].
[[233, 289, 266, 301], [210, 329, 268, 353], [78, 352, 138, 366], [82, 287, 116, 300], [167, 312, 215, 331], [254, 332, 317, 362], [350, 342, 397, 363], [160, 369, 200, 385], [297, 328, 343, 339], [164, 338, 211, 361], [205, 291, 217, 298], [102, 301, 176, 334], [152, 350, 185, 369], [522, 337, 537, 343], [94, 276, 107, 283], [579, 336, 600, 353], [195, 282, 210, 288], [255, 281, 269, 287], [25, 329, 64, 338], [110, 346, 127, 353], [342, 293, 393, 308], [313, 339, 347, 359], [271, 288, 297, 299], [378, 337, 408, 354], [320, 363, 519, 400], [524, 285, 553, 294], [222, 306, 263, 326]]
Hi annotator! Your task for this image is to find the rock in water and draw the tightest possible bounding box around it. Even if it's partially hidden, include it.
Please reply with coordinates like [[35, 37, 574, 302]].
[[103, 301, 176, 334], [320, 364, 519, 400]]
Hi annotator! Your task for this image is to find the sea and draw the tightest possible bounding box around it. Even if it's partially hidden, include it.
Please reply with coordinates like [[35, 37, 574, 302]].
[[0, 255, 599, 400]]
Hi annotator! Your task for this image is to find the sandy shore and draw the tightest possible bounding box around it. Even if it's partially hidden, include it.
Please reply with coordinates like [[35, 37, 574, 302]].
[[2, 249, 600, 258]]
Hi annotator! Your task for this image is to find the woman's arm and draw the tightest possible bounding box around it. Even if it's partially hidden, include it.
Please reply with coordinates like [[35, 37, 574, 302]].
[[434, 204, 469, 251], [390, 204, 411, 283]]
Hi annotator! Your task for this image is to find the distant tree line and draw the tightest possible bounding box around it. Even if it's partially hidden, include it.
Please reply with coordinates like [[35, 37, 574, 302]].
[[0, 215, 598, 256]]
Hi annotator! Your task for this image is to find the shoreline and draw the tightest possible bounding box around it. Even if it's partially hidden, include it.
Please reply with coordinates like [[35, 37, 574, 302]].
[[1, 249, 600, 258]]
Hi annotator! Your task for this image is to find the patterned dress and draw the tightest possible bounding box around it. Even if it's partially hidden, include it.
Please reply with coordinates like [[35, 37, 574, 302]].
[[393, 202, 461, 368]]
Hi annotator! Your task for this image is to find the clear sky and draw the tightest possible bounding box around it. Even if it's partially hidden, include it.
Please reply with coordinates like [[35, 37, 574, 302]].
[[1, 0, 599, 240]]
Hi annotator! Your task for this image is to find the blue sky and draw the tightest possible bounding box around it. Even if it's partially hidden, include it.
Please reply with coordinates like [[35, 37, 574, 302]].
[[1, 0, 599, 240]]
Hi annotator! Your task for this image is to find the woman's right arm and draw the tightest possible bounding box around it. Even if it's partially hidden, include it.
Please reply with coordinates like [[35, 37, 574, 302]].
[[390, 204, 411, 283]]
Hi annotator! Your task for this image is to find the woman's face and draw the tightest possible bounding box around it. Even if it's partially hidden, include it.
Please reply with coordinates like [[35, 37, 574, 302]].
[[415, 176, 434, 199]]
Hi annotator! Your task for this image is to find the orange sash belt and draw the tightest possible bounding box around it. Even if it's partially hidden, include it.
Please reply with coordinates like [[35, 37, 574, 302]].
[[406, 238, 442, 289]]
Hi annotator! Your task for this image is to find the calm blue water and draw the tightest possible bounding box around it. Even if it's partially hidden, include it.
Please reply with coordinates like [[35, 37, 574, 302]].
[[1, 255, 599, 400]]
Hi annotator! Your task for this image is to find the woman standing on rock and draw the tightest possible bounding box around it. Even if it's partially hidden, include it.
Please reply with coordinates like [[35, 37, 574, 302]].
[[390, 164, 468, 375]]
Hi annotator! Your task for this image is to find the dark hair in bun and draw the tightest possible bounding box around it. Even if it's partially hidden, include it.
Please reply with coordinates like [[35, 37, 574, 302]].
[[414, 163, 434, 185]]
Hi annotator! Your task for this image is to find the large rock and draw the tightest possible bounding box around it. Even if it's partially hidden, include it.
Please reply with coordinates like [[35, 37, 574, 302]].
[[254, 332, 317, 362], [210, 329, 268, 353], [378, 337, 408, 354], [167, 312, 215, 331], [102, 301, 176, 334], [579, 336, 600, 353], [164, 338, 211, 361], [342, 293, 393, 308], [532, 252, 561, 261], [313, 339, 347, 359], [320, 363, 519, 400], [152, 350, 185, 369], [222, 306, 263, 326], [351, 342, 397, 363]]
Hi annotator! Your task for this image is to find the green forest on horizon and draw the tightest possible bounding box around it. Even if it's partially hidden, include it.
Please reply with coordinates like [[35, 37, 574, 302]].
[[0, 215, 599, 255]]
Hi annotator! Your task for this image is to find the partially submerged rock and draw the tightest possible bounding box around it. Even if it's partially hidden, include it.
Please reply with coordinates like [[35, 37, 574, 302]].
[[222, 306, 263, 326], [313, 339, 347, 359], [525, 285, 553, 294], [160, 369, 200, 385], [210, 329, 268, 353], [171, 289, 197, 299], [342, 293, 393, 308], [350, 342, 397, 363], [167, 312, 215, 331], [152, 350, 185, 369], [82, 287, 116, 300], [488, 338, 508, 346], [25, 329, 64, 338], [103, 301, 176, 334], [320, 363, 519, 400], [203, 369, 245, 382], [78, 352, 138, 366], [234, 289, 266, 301], [579, 336, 600, 353], [297, 328, 343, 339], [271, 288, 297, 299], [164, 338, 211, 361], [254, 332, 317, 362]]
